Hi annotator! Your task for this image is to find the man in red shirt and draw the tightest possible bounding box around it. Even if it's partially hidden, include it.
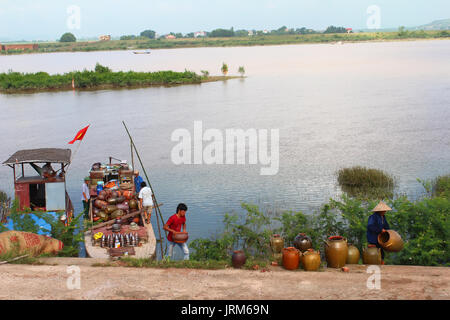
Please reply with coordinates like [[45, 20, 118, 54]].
[[163, 203, 189, 260]]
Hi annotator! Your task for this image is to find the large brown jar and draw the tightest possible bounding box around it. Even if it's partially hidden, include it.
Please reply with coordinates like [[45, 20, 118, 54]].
[[302, 249, 321, 271], [293, 233, 312, 252], [270, 234, 284, 254], [363, 245, 382, 265], [282, 247, 300, 270], [231, 250, 246, 268], [325, 236, 348, 268], [346, 245, 360, 264], [378, 230, 404, 252]]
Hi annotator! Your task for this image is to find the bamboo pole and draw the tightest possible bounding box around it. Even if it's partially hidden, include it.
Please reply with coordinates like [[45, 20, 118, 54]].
[[122, 121, 167, 259]]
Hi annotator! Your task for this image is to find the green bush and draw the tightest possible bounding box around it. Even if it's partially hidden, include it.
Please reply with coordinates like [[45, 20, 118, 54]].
[[337, 166, 395, 199], [189, 178, 449, 266]]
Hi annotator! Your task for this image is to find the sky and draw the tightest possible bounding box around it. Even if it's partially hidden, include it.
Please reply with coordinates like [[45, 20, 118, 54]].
[[0, 0, 449, 41]]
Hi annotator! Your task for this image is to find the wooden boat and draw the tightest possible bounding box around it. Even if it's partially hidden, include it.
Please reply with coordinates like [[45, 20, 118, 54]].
[[83, 157, 156, 259], [133, 50, 151, 54], [2, 148, 74, 231]]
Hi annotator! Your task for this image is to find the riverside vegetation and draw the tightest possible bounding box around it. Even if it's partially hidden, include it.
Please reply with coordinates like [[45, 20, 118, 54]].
[[2, 29, 449, 55], [0, 63, 237, 93], [1, 171, 449, 267]]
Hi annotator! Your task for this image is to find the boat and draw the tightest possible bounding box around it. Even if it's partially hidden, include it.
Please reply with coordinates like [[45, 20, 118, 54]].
[[133, 50, 151, 54], [2, 148, 74, 233], [83, 157, 156, 259]]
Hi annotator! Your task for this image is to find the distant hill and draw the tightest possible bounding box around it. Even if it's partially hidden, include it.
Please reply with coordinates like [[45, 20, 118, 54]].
[[355, 18, 450, 33], [411, 19, 450, 30]]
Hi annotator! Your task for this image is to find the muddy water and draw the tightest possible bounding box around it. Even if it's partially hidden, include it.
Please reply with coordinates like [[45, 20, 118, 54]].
[[0, 40, 449, 258]]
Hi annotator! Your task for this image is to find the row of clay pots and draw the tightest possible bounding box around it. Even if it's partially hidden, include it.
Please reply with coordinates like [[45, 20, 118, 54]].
[[271, 233, 314, 254], [282, 247, 321, 271]]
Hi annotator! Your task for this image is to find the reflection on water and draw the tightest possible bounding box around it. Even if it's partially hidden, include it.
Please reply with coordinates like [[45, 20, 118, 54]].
[[1, 40, 449, 259]]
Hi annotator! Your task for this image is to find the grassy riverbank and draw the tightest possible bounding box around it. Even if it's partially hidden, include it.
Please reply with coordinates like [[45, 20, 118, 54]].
[[0, 64, 238, 93], [2, 30, 449, 55]]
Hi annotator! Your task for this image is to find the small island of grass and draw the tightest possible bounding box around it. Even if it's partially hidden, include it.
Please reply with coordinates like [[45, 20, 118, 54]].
[[0, 63, 239, 93]]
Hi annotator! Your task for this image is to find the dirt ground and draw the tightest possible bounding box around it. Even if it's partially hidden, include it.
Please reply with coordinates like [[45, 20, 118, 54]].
[[0, 258, 448, 300]]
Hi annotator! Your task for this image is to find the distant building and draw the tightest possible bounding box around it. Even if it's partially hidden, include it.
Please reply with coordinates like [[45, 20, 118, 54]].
[[194, 31, 206, 38], [0, 43, 38, 52], [99, 35, 111, 41], [346, 28, 353, 34], [263, 29, 269, 34], [165, 34, 176, 39], [248, 30, 254, 36]]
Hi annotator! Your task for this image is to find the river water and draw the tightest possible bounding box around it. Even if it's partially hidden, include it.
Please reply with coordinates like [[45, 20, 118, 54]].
[[1, 40, 449, 257]]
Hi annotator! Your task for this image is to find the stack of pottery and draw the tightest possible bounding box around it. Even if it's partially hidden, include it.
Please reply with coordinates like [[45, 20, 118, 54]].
[[301, 249, 321, 271], [378, 230, 404, 252], [363, 245, 382, 265], [282, 247, 301, 270], [93, 189, 139, 222], [346, 244, 360, 264], [231, 250, 246, 268], [270, 234, 284, 264], [324, 236, 348, 268]]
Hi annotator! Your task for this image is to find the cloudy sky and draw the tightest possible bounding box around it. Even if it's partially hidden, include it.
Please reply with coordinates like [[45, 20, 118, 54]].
[[0, 0, 449, 41]]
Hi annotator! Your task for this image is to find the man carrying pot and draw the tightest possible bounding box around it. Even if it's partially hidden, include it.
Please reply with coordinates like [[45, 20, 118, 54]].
[[163, 203, 189, 260], [367, 200, 391, 265]]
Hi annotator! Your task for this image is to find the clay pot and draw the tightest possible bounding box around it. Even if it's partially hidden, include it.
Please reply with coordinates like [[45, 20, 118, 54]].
[[111, 191, 120, 198], [122, 190, 133, 200], [97, 211, 108, 220], [324, 236, 348, 268], [346, 245, 360, 264], [115, 196, 126, 204], [172, 232, 189, 243], [116, 202, 129, 211], [302, 249, 321, 271], [231, 250, 246, 268], [129, 199, 138, 210], [110, 209, 124, 219], [282, 247, 300, 270], [272, 252, 283, 265], [94, 199, 107, 210], [378, 230, 404, 252], [270, 234, 284, 254], [97, 190, 107, 201], [107, 198, 118, 205], [105, 205, 118, 214], [363, 246, 382, 265], [293, 233, 313, 252]]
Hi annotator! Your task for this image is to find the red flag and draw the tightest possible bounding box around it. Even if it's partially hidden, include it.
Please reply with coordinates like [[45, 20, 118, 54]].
[[68, 125, 89, 144]]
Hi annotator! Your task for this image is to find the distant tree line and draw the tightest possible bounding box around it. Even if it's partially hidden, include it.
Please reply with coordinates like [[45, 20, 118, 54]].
[[116, 25, 353, 40]]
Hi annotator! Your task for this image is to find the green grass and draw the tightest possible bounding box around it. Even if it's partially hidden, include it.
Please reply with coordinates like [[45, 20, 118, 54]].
[[92, 257, 269, 270], [432, 174, 450, 198], [337, 166, 395, 199], [0, 65, 236, 93], [1, 30, 448, 55]]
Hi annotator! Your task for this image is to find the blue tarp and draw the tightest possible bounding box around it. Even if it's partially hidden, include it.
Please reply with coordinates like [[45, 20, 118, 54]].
[[5, 212, 59, 236]]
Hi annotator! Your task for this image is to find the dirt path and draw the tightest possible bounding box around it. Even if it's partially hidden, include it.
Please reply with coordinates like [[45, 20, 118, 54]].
[[0, 259, 448, 300]]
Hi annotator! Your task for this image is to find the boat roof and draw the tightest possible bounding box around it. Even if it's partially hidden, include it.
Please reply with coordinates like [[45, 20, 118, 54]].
[[3, 148, 72, 165]]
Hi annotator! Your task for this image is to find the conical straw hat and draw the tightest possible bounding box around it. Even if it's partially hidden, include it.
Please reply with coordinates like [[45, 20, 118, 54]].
[[372, 201, 392, 212]]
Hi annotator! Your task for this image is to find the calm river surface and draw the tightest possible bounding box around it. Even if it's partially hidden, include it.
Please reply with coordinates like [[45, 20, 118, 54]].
[[1, 40, 449, 257]]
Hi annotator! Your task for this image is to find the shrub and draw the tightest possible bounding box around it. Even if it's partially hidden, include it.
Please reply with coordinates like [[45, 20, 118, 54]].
[[337, 166, 395, 199]]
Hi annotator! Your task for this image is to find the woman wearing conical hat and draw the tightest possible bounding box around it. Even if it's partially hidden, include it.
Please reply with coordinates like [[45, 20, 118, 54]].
[[367, 201, 392, 264]]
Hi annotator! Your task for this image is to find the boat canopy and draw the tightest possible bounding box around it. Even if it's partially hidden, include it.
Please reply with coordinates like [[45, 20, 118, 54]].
[[3, 148, 71, 166]]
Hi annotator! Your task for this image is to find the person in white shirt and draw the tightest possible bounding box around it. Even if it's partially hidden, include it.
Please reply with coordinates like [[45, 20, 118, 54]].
[[138, 181, 154, 224], [82, 177, 91, 220]]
